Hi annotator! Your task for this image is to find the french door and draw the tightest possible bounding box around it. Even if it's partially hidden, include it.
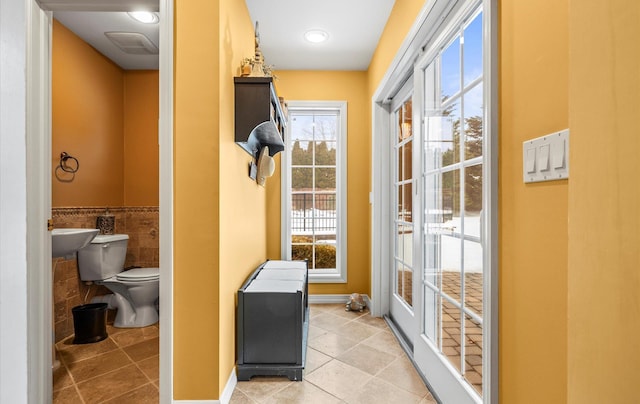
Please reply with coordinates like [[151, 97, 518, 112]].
[[388, 80, 417, 341], [414, 5, 485, 402], [386, 2, 491, 403]]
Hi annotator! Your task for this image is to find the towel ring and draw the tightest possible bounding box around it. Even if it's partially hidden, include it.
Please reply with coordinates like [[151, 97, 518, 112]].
[[59, 152, 79, 174]]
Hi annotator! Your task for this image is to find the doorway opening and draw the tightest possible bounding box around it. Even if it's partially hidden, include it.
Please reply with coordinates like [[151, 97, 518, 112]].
[[26, 1, 173, 402]]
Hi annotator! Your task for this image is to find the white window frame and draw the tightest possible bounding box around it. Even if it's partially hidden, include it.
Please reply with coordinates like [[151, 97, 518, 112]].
[[281, 101, 347, 283]]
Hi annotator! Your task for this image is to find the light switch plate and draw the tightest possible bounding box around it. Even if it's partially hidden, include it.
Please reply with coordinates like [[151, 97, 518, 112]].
[[523, 129, 569, 183]]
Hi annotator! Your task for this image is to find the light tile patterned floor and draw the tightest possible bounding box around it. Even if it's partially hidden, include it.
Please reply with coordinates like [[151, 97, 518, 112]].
[[52, 305, 438, 403], [231, 304, 437, 404], [53, 323, 159, 403]]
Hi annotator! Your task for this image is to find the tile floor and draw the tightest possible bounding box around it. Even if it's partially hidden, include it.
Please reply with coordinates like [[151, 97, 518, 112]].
[[231, 304, 437, 403], [52, 304, 437, 403], [53, 322, 159, 403]]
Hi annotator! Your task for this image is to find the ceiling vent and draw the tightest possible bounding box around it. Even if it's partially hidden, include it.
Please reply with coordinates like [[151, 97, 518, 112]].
[[104, 32, 158, 55]]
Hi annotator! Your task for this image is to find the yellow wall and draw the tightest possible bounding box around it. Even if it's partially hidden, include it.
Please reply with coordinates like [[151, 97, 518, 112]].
[[52, 20, 124, 207], [568, 1, 640, 402], [267, 70, 370, 295], [124, 71, 159, 206], [52, 21, 159, 208], [173, 0, 220, 398], [367, 0, 425, 97], [500, 1, 569, 401], [174, 0, 265, 399], [217, 0, 264, 393]]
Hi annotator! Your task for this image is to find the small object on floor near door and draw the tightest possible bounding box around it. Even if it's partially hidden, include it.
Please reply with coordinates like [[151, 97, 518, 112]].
[[345, 293, 366, 312]]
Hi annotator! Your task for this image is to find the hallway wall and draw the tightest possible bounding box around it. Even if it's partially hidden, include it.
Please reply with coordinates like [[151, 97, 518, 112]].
[[499, 0, 569, 402], [173, 0, 262, 399], [568, 1, 640, 402]]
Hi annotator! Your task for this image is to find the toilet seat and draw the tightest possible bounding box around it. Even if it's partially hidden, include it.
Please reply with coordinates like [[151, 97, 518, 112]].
[[116, 267, 159, 282]]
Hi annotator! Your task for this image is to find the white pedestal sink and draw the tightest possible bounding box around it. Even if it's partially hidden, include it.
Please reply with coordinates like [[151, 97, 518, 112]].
[[52, 228, 99, 259], [51, 228, 99, 370]]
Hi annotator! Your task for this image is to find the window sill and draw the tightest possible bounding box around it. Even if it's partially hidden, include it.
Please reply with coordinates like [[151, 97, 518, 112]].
[[308, 271, 347, 284]]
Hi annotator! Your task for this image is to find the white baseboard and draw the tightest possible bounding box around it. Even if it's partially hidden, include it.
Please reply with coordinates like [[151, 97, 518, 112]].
[[173, 368, 236, 404], [219, 367, 237, 404], [309, 294, 372, 308]]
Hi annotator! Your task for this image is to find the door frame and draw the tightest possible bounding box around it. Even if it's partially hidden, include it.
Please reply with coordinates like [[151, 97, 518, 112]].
[[25, 1, 174, 402], [371, 0, 498, 402]]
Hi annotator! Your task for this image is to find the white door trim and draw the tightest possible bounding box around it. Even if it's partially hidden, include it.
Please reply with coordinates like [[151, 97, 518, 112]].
[[158, 0, 174, 402], [25, 2, 52, 403], [371, 0, 459, 319], [482, 1, 499, 401], [370, 100, 391, 317], [1, 0, 30, 402]]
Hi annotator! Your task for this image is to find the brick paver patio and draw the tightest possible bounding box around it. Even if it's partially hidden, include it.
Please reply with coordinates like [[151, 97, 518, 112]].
[[397, 270, 483, 394]]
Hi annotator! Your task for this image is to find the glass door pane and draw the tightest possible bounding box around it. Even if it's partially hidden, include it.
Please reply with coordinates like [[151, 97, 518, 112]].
[[394, 99, 414, 309]]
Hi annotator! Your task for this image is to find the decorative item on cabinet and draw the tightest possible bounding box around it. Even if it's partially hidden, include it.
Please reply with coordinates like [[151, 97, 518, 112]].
[[240, 21, 276, 79]]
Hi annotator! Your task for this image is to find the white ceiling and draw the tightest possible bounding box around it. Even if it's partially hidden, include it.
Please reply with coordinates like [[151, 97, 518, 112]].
[[54, 11, 160, 70], [245, 0, 396, 71], [50, 0, 395, 71]]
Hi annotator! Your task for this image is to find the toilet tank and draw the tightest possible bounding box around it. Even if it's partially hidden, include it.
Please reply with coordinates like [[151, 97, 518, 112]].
[[77, 234, 129, 281]]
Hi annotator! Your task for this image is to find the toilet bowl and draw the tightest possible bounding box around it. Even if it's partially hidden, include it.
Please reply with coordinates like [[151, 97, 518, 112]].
[[77, 234, 159, 328]]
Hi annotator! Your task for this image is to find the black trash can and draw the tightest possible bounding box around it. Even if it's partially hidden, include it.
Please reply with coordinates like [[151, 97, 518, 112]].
[[72, 303, 108, 344]]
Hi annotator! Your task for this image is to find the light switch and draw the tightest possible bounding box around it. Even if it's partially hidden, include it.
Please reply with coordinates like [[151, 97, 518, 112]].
[[539, 144, 550, 171], [552, 139, 565, 168], [525, 148, 536, 173], [523, 129, 569, 183]]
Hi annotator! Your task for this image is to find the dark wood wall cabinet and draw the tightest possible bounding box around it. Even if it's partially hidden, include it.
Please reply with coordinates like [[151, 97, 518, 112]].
[[236, 260, 309, 381], [234, 77, 286, 158]]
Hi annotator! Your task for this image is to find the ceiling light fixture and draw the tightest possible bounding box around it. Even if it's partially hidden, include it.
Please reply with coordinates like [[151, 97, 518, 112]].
[[304, 29, 329, 43], [127, 11, 159, 24]]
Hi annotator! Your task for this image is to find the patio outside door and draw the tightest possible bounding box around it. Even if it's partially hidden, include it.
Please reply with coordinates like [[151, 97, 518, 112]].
[[375, 0, 495, 401]]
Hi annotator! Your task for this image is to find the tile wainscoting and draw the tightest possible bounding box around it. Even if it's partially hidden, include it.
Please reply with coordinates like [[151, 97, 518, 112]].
[[51, 206, 159, 342]]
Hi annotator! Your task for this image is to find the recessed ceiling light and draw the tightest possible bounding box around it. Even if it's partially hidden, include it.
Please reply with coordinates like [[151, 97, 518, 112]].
[[127, 11, 159, 24], [304, 30, 329, 43]]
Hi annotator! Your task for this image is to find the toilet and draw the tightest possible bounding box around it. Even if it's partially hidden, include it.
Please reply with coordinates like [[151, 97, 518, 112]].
[[77, 234, 159, 328]]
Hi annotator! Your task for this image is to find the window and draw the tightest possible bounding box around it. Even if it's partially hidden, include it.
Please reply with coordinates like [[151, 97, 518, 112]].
[[282, 101, 347, 283]]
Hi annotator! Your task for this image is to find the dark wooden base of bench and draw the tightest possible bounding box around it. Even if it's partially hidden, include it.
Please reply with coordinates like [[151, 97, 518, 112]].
[[237, 310, 308, 381]]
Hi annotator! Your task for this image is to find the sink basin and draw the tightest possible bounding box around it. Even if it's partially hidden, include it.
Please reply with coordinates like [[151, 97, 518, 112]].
[[52, 228, 99, 258]]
